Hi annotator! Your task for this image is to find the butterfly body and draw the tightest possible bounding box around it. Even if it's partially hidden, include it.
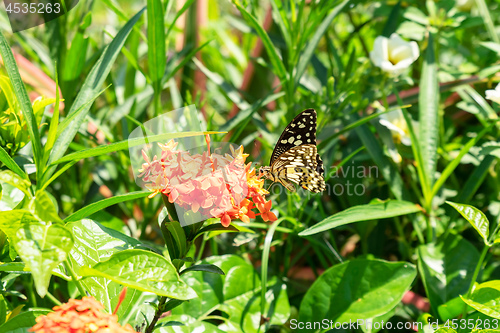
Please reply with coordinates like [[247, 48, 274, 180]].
[[259, 109, 326, 193]]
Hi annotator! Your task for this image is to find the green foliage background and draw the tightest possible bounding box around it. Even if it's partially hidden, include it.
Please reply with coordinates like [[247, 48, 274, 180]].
[[0, 0, 500, 332]]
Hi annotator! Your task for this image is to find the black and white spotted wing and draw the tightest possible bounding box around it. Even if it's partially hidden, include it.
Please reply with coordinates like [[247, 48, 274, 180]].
[[270, 109, 324, 176], [272, 144, 326, 193], [270, 109, 317, 163], [260, 109, 326, 193]]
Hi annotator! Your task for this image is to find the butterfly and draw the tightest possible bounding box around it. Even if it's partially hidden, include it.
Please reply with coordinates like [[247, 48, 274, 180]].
[[259, 109, 326, 193]]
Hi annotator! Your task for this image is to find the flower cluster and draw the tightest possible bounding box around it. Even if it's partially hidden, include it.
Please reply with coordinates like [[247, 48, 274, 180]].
[[138, 137, 276, 227], [30, 297, 137, 333]]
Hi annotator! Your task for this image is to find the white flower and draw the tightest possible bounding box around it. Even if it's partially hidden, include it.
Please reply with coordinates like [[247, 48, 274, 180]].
[[456, 0, 475, 11], [485, 83, 500, 104], [370, 33, 420, 76], [379, 109, 413, 146]]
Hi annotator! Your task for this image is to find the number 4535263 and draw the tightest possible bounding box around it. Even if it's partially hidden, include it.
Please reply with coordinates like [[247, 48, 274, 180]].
[[5, 2, 61, 14]]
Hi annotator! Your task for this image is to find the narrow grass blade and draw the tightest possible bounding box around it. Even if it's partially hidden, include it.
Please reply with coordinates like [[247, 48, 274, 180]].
[[163, 40, 212, 85], [353, 118, 412, 202], [0, 32, 43, 172], [193, 58, 250, 109], [147, 0, 166, 89], [294, 0, 349, 89], [431, 123, 495, 198], [418, 33, 439, 193], [233, 1, 287, 82], [43, 68, 61, 165], [50, 131, 225, 165], [392, 87, 427, 201], [268, 0, 291, 50], [64, 191, 150, 222], [39, 160, 78, 192], [475, 0, 499, 43], [48, 8, 145, 166], [261, 218, 284, 322], [382, 1, 401, 37], [325, 146, 365, 181], [0, 146, 29, 181]]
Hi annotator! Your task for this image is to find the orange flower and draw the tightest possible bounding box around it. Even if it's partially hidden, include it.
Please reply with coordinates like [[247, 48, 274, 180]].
[[138, 138, 277, 226], [30, 296, 137, 333], [258, 199, 277, 222]]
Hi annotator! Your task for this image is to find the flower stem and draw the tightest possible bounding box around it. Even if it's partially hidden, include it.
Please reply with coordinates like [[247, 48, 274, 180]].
[[145, 296, 167, 333], [64, 260, 87, 297], [459, 245, 489, 329], [45, 290, 62, 306]]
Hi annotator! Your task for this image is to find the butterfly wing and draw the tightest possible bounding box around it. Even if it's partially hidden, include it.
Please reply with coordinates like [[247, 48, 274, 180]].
[[272, 144, 326, 193], [270, 109, 318, 165]]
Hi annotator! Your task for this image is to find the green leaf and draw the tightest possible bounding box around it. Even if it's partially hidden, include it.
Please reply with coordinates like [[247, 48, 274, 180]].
[[461, 280, 500, 319], [475, 0, 500, 44], [299, 200, 421, 236], [446, 201, 490, 245], [193, 58, 250, 110], [0, 295, 6, 325], [438, 296, 472, 321], [13, 222, 73, 297], [382, 1, 402, 37], [67, 219, 143, 315], [47, 8, 145, 166], [417, 233, 480, 314], [147, 0, 166, 88], [43, 68, 61, 164], [157, 314, 223, 333], [0, 146, 29, 182], [51, 131, 222, 165], [80, 249, 197, 300], [0, 309, 51, 332], [194, 223, 240, 238], [29, 191, 62, 224], [294, 0, 350, 88], [298, 259, 416, 323], [64, 191, 150, 222], [0, 32, 43, 173], [0, 170, 31, 197], [353, 118, 411, 202], [172, 255, 290, 331], [431, 124, 494, 199], [161, 220, 187, 261], [232, 1, 287, 81], [0, 210, 38, 241], [418, 33, 439, 193], [180, 264, 225, 276]]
